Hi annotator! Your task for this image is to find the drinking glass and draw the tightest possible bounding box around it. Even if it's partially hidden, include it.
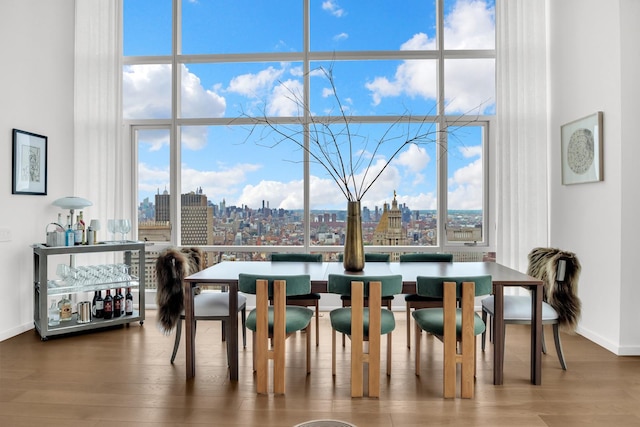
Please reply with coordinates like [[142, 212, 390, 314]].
[[119, 219, 131, 242]]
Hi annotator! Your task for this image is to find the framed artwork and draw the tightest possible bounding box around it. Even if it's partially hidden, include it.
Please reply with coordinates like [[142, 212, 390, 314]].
[[12, 128, 48, 195], [561, 112, 603, 185]]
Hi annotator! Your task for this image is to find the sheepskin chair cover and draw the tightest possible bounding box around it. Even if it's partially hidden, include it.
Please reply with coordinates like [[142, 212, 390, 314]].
[[527, 247, 582, 331], [155, 247, 205, 334]]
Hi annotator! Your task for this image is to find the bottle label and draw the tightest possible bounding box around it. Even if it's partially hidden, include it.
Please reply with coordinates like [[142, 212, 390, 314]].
[[96, 300, 104, 310], [125, 299, 133, 314], [59, 302, 72, 321]]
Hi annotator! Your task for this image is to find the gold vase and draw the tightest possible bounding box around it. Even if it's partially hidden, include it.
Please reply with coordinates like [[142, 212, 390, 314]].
[[343, 200, 365, 272]]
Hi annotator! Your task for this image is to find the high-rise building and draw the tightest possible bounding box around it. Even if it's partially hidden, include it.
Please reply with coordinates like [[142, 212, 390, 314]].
[[373, 191, 408, 260]]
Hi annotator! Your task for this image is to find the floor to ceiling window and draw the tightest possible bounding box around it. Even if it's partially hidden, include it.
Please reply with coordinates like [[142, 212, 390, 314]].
[[123, 0, 496, 263]]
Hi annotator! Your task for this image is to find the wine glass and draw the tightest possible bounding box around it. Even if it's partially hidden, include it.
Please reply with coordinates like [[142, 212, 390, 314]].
[[119, 219, 131, 242], [107, 219, 117, 242]]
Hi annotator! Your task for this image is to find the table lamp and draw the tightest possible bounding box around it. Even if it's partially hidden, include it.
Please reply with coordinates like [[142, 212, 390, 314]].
[[52, 196, 93, 226], [89, 219, 101, 244]]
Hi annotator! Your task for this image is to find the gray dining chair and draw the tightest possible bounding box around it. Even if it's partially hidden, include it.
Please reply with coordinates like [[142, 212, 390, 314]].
[[481, 248, 581, 370]]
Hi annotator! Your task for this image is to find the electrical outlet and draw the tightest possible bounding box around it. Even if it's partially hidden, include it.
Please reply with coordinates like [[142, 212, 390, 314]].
[[0, 228, 11, 242]]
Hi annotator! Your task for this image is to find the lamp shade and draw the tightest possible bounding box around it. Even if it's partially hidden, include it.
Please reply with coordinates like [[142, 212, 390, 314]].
[[52, 197, 93, 210], [89, 219, 101, 231]]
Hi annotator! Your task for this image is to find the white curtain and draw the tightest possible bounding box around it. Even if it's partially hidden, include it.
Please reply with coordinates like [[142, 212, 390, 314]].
[[74, 0, 128, 232], [495, 0, 549, 272]]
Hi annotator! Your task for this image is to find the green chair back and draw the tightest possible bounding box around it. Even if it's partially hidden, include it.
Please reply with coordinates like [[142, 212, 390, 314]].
[[400, 253, 453, 262], [238, 273, 311, 297], [416, 275, 492, 298], [337, 253, 390, 262], [271, 253, 322, 262], [328, 274, 402, 297]]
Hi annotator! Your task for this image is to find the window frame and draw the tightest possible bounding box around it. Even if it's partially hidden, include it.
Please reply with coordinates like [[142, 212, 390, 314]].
[[123, 0, 496, 257]]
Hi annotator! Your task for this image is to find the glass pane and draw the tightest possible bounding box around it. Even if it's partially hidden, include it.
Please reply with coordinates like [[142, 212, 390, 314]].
[[443, 58, 495, 115], [180, 62, 303, 118], [310, 0, 436, 51], [181, 0, 302, 54], [446, 124, 484, 244], [310, 60, 438, 116], [308, 122, 439, 247], [180, 125, 304, 246], [123, 64, 172, 120], [123, 0, 172, 56], [443, 0, 496, 50], [136, 128, 172, 243]]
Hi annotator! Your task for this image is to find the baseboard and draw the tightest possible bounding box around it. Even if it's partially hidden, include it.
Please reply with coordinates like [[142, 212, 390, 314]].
[[0, 322, 34, 342]]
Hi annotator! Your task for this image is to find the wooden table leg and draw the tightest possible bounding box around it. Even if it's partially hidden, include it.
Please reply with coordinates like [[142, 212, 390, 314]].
[[185, 283, 195, 380], [493, 284, 504, 385], [228, 282, 239, 381], [531, 284, 542, 385]]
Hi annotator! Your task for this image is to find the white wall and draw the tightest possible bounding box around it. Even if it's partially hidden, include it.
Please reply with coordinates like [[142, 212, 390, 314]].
[[0, 0, 75, 340], [548, 0, 640, 354]]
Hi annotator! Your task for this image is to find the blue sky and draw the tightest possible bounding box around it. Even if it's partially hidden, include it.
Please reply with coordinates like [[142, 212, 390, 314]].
[[124, 0, 495, 212]]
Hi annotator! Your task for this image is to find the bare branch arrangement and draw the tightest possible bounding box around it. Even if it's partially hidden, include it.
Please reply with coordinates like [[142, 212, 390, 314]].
[[244, 65, 481, 202]]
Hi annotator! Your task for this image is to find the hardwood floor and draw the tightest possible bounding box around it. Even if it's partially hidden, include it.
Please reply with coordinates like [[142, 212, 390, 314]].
[[2, 311, 640, 426]]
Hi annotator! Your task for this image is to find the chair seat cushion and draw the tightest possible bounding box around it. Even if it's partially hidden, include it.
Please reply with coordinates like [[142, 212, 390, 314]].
[[181, 292, 247, 318], [481, 295, 559, 321], [329, 307, 396, 336], [404, 293, 441, 303], [287, 292, 321, 301], [245, 306, 314, 333], [412, 308, 486, 336]]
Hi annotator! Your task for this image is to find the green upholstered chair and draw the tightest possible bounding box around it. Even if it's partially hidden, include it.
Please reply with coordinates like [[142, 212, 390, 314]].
[[338, 253, 393, 347], [271, 253, 323, 346], [239, 273, 314, 394], [328, 273, 403, 397], [413, 275, 491, 398], [400, 253, 454, 349]]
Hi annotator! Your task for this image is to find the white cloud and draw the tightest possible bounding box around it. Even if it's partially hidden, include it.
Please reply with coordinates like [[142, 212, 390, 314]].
[[322, 0, 345, 17], [182, 162, 263, 202], [394, 143, 431, 173], [138, 163, 169, 194], [365, 0, 495, 113], [227, 66, 285, 98], [267, 79, 304, 116], [333, 32, 349, 41], [236, 179, 304, 210], [447, 157, 483, 209]]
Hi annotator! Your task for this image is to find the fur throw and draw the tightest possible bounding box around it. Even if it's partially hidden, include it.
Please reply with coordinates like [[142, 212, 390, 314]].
[[527, 247, 582, 331], [155, 247, 205, 334]]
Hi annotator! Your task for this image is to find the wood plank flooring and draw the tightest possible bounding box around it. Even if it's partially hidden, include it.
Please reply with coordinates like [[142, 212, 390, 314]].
[[2, 311, 640, 426]]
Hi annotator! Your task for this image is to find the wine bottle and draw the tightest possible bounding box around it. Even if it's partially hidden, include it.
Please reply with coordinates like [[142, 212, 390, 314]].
[[93, 290, 104, 318], [103, 289, 113, 319], [113, 288, 123, 317], [65, 215, 75, 246], [74, 211, 85, 245], [125, 287, 134, 315]]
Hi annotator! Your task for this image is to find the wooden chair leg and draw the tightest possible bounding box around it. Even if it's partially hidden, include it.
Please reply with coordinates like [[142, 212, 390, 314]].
[[272, 280, 286, 395], [351, 283, 364, 398], [306, 324, 311, 374], [553, 323, 567, 370], [415, 321, 421, 376], [255, 281, 269, 394], [332, 328, 337, 376], [315, 301, 319, 347], [386, 332, 392, 376], [406, 302, 411, 349]]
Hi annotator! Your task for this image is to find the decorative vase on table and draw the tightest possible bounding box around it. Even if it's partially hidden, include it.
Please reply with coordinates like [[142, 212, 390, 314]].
[[343, 201, 365, 272]]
